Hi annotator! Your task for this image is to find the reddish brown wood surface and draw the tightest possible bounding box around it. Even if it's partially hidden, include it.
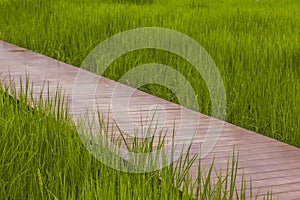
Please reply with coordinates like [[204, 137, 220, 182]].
[[1, 40, 299, 199]]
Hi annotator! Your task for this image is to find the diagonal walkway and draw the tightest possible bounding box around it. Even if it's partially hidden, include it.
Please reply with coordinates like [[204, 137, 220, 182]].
[[1, 40, 300, 199]]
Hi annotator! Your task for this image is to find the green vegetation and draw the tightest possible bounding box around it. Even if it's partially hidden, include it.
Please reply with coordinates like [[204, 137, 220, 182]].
[[0, 80, 271, 199], [1, 0, 299, 147], [0, 0, 297, 198]]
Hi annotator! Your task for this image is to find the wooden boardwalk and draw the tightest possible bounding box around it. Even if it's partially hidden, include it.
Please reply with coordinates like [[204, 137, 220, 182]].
[[1, 40, 300, 199]]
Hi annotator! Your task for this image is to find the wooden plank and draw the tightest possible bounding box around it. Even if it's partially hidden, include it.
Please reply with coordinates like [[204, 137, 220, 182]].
[[1, 40, 300, 199]]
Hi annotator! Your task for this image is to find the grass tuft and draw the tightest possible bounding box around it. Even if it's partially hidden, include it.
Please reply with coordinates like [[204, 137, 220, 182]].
[[0, 78, 273, 199]]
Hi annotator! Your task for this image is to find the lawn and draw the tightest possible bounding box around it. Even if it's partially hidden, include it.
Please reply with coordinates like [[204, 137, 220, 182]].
[[0, 0, 299, 147]]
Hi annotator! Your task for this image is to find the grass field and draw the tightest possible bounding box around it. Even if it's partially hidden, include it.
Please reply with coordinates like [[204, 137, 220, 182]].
[[0, 0, 298, 199], [0, 80, 266, 199], [1, 0, 299, 148]]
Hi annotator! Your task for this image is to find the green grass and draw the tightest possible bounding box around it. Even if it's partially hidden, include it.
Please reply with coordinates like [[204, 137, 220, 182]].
[[0, 0, 299, 148], [0, 79, 272, 199]]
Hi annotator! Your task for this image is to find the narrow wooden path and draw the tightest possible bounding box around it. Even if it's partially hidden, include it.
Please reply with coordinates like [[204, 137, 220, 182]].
[[1, 40, 300, 199]]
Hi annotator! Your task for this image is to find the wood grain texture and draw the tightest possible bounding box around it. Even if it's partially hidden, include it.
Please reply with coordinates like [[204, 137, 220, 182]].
[[1, 40, 299, 199]]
